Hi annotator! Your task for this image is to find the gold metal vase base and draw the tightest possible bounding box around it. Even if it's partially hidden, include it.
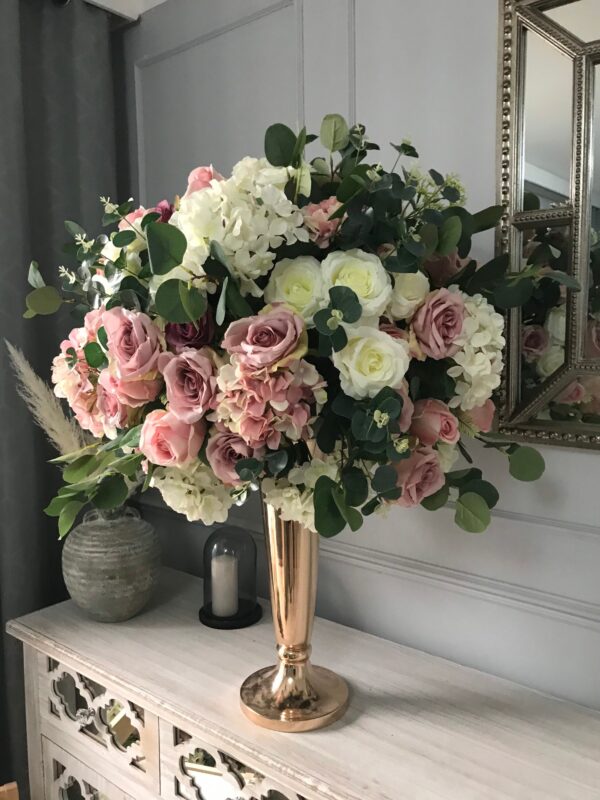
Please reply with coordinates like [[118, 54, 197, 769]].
[[240, 504, 349, 732]]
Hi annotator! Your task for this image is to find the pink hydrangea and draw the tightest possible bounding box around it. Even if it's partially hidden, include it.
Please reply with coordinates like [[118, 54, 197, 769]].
[[213, 358, 325, 450], [302, 196, 343, 249]]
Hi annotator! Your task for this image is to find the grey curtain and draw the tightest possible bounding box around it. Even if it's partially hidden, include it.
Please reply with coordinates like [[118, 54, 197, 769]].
[[0, 0, 118, 792]]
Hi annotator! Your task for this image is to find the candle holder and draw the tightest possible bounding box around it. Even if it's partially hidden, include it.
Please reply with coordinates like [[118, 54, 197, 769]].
[[199, 527, 262, 630]]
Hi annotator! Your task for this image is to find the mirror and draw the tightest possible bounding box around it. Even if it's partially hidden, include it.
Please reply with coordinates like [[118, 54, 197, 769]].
[[498, 0, 600, 448]]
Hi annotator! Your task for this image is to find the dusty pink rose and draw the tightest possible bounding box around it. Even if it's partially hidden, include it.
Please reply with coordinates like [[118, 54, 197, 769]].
[[380, 322, 425, 361], [165, 309, 214, 353], [206, 426, 256, 485], [556, 380, 586, 405], [394, 446, 445, 508], [411, 288, 465, 360], [103, 307, 162, 380], [585, 320, 600, 359], [464, 398, 495, 433], [139, 409, 205, 467], [96, 370, 136, 437], [522, 325, 550, 362], [397, 381, 414, 433], [222, 306, 306, 373], [185, 165, 223, 196], [410, 399, 459, 446], [158, 347, 218, 423], [302, 196, 343, 248], [422, 249, 469, 288]]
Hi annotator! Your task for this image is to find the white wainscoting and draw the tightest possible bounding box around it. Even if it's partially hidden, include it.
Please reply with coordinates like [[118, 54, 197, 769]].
[[124, 0, 600, 709]]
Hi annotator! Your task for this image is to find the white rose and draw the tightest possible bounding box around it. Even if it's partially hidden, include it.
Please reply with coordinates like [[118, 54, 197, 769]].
[[321, 248, 392, 320], [545, 306, 566, 344], [264, 256, 324, 323], [388, 270, 430, 320], [332, 326, 410, 399], [536, 344, 564, 379]]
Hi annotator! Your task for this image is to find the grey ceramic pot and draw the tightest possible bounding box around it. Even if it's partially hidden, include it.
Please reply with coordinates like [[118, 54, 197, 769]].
[[62, 507, 161, 623]]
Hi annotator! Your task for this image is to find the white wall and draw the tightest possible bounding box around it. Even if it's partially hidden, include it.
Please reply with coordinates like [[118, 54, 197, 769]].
[[123, 0, 600, 709]]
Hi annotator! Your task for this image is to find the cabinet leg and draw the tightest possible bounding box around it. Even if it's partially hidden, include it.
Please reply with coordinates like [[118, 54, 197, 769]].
[[23, 646, 44, 800]]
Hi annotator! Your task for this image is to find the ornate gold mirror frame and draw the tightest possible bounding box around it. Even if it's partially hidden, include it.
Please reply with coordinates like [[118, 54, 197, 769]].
[[497, 0, 600, 449]]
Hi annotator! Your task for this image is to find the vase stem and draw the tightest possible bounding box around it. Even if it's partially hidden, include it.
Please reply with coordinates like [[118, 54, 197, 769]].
[[240, 504, 349, 732]]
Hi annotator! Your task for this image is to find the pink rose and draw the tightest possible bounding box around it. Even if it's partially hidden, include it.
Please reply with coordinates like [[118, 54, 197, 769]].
[[585, 320, 600, 359], [556, 380, 586, 405], [411, 288, 465, 360], [422, 249, 469, 288], [110, 374, 163, 408], [158, 347, 218, 423], [410, 399, 459, 446], [139, 409, 205, 467], [206, 426, 256, 485], [118, 206, 148, 231], [165, 309, 215, 353], [522, 325, 549, 362], [464, 398, 495, 433], [155, 199, 174, 223], [185, 165, 223, 196], [302, 196, 343, 249], [397, 381, 414, 433], [394, 446, 445, 508], [96, 370, 136, 437], [222, 306, 306, 373], [103, 307, 163, 380]]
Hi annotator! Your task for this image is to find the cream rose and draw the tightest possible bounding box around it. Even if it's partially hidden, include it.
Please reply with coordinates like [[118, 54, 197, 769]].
[[332, 326, 410, 399], [536, 344, 564, 379], [388, 270, 430, 320], [264, 256, 324, 323], [321, 248, 392, 320]]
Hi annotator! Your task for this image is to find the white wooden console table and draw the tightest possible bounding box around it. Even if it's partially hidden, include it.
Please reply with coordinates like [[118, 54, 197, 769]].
[[7, 568, 600, 800]]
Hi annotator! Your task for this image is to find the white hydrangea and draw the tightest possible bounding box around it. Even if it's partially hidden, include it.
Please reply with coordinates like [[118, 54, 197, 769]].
[[172, 157, 308, 296], [150, 461, 234, 525], [261, 479, 317, 532], [447, 289, 505, 411], [263, 454, 340, 532]]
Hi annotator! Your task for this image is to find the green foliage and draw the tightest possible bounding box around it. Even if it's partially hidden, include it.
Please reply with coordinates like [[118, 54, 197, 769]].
[[320, 113, 350, 152], [25, 285, 62, 316], [155, 279, 207, 324], [93, 474, 129, 510], [437, 215, 462, 255], [421, 484, 449, 510], [454, 492, 491, 532], [264, 123, 297, 167], [508, 446, 545, 481], [146, 221, 187, 275], [28, 261, 45, 289], [83, 342, 108, 370], [113, 229, 137, 247], [314, 475, 348, 537]]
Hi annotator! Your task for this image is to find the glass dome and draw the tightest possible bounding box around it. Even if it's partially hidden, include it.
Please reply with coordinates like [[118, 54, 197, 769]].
[[199, 526, 262, 630]]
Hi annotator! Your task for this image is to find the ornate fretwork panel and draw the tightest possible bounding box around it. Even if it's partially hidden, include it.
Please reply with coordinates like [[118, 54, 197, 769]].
[[160, 722, 305, 800], [42, 738, 133, 800], [40, 656, 159, 793]]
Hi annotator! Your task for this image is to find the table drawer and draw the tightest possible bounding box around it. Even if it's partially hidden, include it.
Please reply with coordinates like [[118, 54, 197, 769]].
[[43, 737, 133, 800], [37, 652, 159, 797], [159, 719, 305, 800]]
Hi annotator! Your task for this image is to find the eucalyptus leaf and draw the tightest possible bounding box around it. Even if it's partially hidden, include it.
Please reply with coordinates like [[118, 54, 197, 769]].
[[421, 484, 449, 510], [58, 500, 85, 539], [26, 286, 62, 315], [113, 229, 137, 248], [470, 205, 504, 233], [320, 113, 349, 152], [28, 261, 45, 289], [494, 278, 534, 309], [64, 220, 86, 239], [264, 122, 297, 167], [314, 475, 346, 537], [146, 221, 187, 275], [508, 446, 545, 482], [93, 474, 129, 510], [216, 276, 229, 326], [454, 492, 491, 533], [437, 215, 462, 256], [83, 342, 108, 369]]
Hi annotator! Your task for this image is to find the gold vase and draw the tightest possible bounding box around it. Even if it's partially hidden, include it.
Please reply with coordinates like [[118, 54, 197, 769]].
[[240, 503, 349, 732]]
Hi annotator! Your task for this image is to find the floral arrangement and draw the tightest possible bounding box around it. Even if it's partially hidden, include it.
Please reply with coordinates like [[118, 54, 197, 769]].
[[21, 115, 559, 538]]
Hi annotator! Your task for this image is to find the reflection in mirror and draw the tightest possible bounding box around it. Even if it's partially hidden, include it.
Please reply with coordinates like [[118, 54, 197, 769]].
[[522, 29, 573, 209], [529, 374, 600, 425], [586, 64, 600, 359], [181, 749, 232, 800], [519, 222, 570, 401], [544, 0, 600, 44], [99, 700, 140, 750]]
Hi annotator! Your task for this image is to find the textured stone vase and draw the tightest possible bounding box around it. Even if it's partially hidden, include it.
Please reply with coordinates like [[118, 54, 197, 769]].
[[62, 507, 161, 623]]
